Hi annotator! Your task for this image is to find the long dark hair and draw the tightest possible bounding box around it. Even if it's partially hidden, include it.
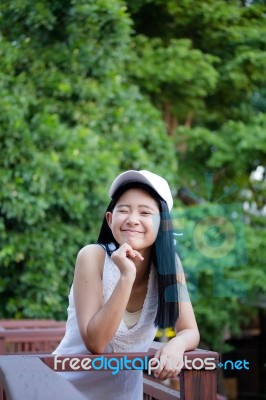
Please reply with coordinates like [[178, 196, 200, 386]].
[[97, 182, 180, 328]]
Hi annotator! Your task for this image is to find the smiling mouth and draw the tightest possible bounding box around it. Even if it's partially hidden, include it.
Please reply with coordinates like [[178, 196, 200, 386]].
[[121, 230, 144, 234]]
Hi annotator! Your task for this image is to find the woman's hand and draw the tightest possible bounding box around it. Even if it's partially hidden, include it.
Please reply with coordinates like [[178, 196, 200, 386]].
[[111, 242, 144, 280], [151, 337, 186, 380]]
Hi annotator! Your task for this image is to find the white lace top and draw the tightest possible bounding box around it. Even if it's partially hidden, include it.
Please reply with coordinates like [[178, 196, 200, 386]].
[[103, 251, 158, 353], [53, 249, 158, 399]]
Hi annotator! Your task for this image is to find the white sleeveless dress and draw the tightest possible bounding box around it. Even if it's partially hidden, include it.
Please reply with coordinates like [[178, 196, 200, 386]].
[[53, 251, 158, 399]]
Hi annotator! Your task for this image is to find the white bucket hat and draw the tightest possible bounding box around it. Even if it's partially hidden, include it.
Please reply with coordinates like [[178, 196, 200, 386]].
[[108, 170, 173, 211]]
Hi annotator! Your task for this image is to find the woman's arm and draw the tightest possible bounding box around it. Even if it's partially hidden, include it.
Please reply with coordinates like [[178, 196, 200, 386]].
[[153, 259, 200, 380], [73, 243, 141, 354]]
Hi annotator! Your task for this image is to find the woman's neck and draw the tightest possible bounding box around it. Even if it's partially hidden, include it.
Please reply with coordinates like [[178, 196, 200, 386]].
[[133, 247, 152, 287]]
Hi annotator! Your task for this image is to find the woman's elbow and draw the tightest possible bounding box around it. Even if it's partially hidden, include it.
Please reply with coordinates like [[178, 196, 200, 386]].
[[86, 341, 106, 354], [195, 329, 200, 347], [82, 330, 107, 354]]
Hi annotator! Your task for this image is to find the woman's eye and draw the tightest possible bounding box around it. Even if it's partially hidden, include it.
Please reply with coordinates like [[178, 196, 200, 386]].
[[141, 211, 151, 215]]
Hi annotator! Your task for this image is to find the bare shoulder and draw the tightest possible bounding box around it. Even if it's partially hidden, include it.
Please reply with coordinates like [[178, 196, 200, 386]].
[[78, 244, 106, 259], [75, 244, 106, 278]]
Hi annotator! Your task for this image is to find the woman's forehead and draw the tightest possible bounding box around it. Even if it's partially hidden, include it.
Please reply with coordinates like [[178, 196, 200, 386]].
[[116, 188, 159, 207]]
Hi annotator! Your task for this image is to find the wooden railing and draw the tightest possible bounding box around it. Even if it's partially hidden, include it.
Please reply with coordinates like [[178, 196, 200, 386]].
[[0, 321, 223, 400], [0, 320, 65, 354], [0, 320, 66, 330], [0, 345, 221, 400]]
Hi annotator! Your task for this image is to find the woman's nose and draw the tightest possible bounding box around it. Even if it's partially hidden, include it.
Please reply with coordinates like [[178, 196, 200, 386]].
[[126, 212, 139, 224]]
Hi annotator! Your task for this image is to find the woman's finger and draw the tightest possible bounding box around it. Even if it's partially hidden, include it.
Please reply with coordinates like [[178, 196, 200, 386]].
[[132, 250, 144, 261], [154, 357, 183, 380]]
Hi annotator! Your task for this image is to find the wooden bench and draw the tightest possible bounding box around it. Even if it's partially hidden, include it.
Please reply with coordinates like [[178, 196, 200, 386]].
[[0, 341, 222, 400]]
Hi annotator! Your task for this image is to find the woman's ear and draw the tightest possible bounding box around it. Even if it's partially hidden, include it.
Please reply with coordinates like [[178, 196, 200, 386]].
[[106, 211, 112, 228]]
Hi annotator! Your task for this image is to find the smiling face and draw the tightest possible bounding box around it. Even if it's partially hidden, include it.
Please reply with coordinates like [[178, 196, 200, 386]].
[[106, 188, 161, 251]]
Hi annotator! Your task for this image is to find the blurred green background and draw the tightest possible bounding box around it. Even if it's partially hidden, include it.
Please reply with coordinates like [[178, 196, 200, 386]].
[[0, 0, 266, 397]]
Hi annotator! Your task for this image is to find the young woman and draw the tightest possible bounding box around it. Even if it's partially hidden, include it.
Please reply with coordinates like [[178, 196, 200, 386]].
[[53, 170, 199, 399]]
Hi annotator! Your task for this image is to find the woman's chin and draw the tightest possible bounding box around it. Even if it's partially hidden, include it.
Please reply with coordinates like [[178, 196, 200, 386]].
[[115, 235, 153, 251], [119, 237, 142, 250]]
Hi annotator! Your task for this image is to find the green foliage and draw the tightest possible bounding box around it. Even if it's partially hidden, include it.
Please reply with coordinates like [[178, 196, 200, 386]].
[[127, 0, 266, 124], [127, 35, 219, 120], [0, 0, 177, 319]]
